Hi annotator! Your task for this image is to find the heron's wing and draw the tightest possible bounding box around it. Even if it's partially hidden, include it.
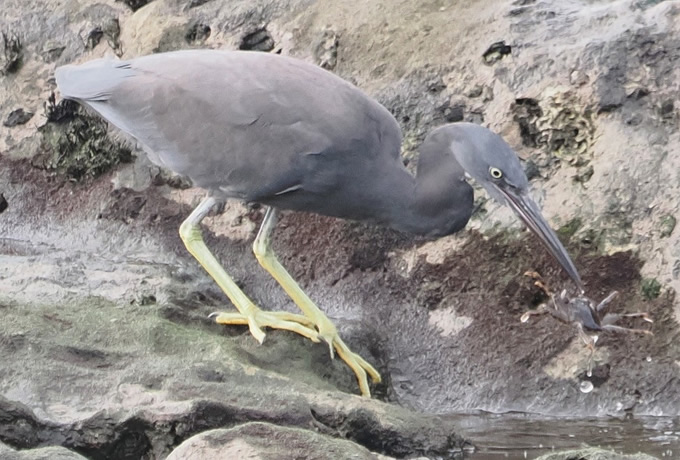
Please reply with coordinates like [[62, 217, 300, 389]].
[[55, 51, 402, 201]]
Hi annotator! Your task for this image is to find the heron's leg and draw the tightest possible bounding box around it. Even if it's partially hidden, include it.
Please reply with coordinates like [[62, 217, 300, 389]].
[[179, 196, 320, 344], [252, 207, 381, 397]]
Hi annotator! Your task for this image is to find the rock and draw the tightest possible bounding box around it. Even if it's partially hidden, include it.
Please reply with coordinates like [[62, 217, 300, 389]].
[[465, 85, 484, 98], [166, 422, 394, 460], [442, 103, 465, 123], [83, 17, 122, 56], [185, 0, 213, 8], [38, 98, 133, 181], [0, 442, 88, 460], [482, 40, 512, 64], [0, 31, 23, 75], [597, 80, 627, 112], [535, 447, 659, 460], [4, 108, 33, 127], [659, 99, 675, 119], [312, 29, 339, 70], [185, 22, 211, 45], [239, 27, 276, 52], [660, 215, 676, 238], [641, 278, 662, 300], [116, 0, 153, 12], [512, 97, 543, 147], [523, 159, 541, 181]]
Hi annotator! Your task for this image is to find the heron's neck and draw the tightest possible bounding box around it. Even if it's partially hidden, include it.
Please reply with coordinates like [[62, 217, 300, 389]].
[[385, 147, 474, 237]]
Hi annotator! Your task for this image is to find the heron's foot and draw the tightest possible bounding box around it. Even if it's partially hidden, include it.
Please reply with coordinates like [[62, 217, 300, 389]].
[[313, 315, 382, 397], [210, 309, 320, 344], [213, 309, 381, 396]]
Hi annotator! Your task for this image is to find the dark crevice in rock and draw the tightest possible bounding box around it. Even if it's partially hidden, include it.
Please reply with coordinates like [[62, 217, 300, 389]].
[[512, 97, 543, 147], [84, 18, 122, 55], [309, 407, 467, 458], [239, 27, 275, 52], [185, 22, 211, 44], [45, 95, 79, 123], [0, 399, 236, 459], [115, 0, 153, 12], [186, 0, 213, 8], [441, 103, 465, 123], [75, 418, 154, 460], [0, 397, 49, 449], [1, 31, 23, 75], [3, 108, 33, 127], [85, 28, 104, 50], [482, 40, 511, 64]]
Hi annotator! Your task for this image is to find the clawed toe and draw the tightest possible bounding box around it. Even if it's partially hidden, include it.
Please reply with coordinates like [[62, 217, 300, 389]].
[[211, 310, 321, 343], [212, 308, 380, 396], [330, 336, 381, 396]]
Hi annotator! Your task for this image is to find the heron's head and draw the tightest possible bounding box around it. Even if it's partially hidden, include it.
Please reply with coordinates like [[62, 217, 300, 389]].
[[446, 122, 583, 292]]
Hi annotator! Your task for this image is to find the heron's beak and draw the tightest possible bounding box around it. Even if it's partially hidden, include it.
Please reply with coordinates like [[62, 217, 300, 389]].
[[498, 186, 584, 293]]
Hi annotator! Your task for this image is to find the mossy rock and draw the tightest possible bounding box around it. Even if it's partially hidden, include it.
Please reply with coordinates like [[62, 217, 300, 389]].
[[641, 278, 662, 300], [557, 217, 582, 242], [36, 99, 132, 181]]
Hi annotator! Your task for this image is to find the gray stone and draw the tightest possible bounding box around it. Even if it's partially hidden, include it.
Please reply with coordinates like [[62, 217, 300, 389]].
[[536, 447, 659, 460], [166, 423, 393, 460], [0, 442, 88, 460], [3, 108, 33, 127]]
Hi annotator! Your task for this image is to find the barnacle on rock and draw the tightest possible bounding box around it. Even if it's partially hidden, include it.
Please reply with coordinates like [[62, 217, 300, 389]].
[[513, 88, 596, 174], [535, 88, 595, 166]]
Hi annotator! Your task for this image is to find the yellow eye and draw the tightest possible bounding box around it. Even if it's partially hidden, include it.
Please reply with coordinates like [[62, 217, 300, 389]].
[[489, 167, 503, 179]]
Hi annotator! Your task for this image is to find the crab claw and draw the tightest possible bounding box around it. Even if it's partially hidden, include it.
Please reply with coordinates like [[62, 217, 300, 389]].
[[524, 270, 542, 279]]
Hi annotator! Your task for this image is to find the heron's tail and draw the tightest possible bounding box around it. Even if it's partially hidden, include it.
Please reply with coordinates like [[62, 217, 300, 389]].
[[55, 58, 134, 102]]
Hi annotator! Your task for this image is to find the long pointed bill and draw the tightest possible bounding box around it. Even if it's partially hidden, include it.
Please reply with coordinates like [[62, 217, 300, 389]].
[[498, 186, 584, 293]]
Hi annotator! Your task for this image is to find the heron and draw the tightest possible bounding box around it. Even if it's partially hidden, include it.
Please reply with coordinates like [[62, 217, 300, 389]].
[[55, 50, 583, 397]]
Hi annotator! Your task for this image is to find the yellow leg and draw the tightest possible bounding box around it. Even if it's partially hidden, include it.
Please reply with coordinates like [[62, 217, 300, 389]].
[[179, 196, 320, 344], [252, 207, 381, 397]]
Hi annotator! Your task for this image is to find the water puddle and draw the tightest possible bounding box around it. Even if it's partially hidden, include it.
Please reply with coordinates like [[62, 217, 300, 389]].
[[447, 412, 679, 458]]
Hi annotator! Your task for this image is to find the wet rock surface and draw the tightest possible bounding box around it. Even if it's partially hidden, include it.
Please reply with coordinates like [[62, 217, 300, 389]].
[[166, 423, 398, 460], [0, 441, 88, 460], [1, 0, 679, 458], [536, 448, 659, 460]]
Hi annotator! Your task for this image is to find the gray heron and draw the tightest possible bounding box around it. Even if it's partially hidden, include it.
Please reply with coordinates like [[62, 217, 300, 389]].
[[55, 50, 583, 396]]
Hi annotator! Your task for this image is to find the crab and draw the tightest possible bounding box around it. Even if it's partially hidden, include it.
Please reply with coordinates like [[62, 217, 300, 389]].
[[521, 271, 653, 374]]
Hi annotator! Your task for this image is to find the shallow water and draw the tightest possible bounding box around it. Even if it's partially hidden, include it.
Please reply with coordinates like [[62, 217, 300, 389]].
[[448, 412, 680, 459]]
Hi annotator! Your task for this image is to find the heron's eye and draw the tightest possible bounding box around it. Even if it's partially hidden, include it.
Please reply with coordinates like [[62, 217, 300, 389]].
[[489, 167, 503, 179]]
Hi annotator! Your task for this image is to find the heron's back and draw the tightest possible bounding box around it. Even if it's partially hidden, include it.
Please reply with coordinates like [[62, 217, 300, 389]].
[[55, 51, 405, 221]]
